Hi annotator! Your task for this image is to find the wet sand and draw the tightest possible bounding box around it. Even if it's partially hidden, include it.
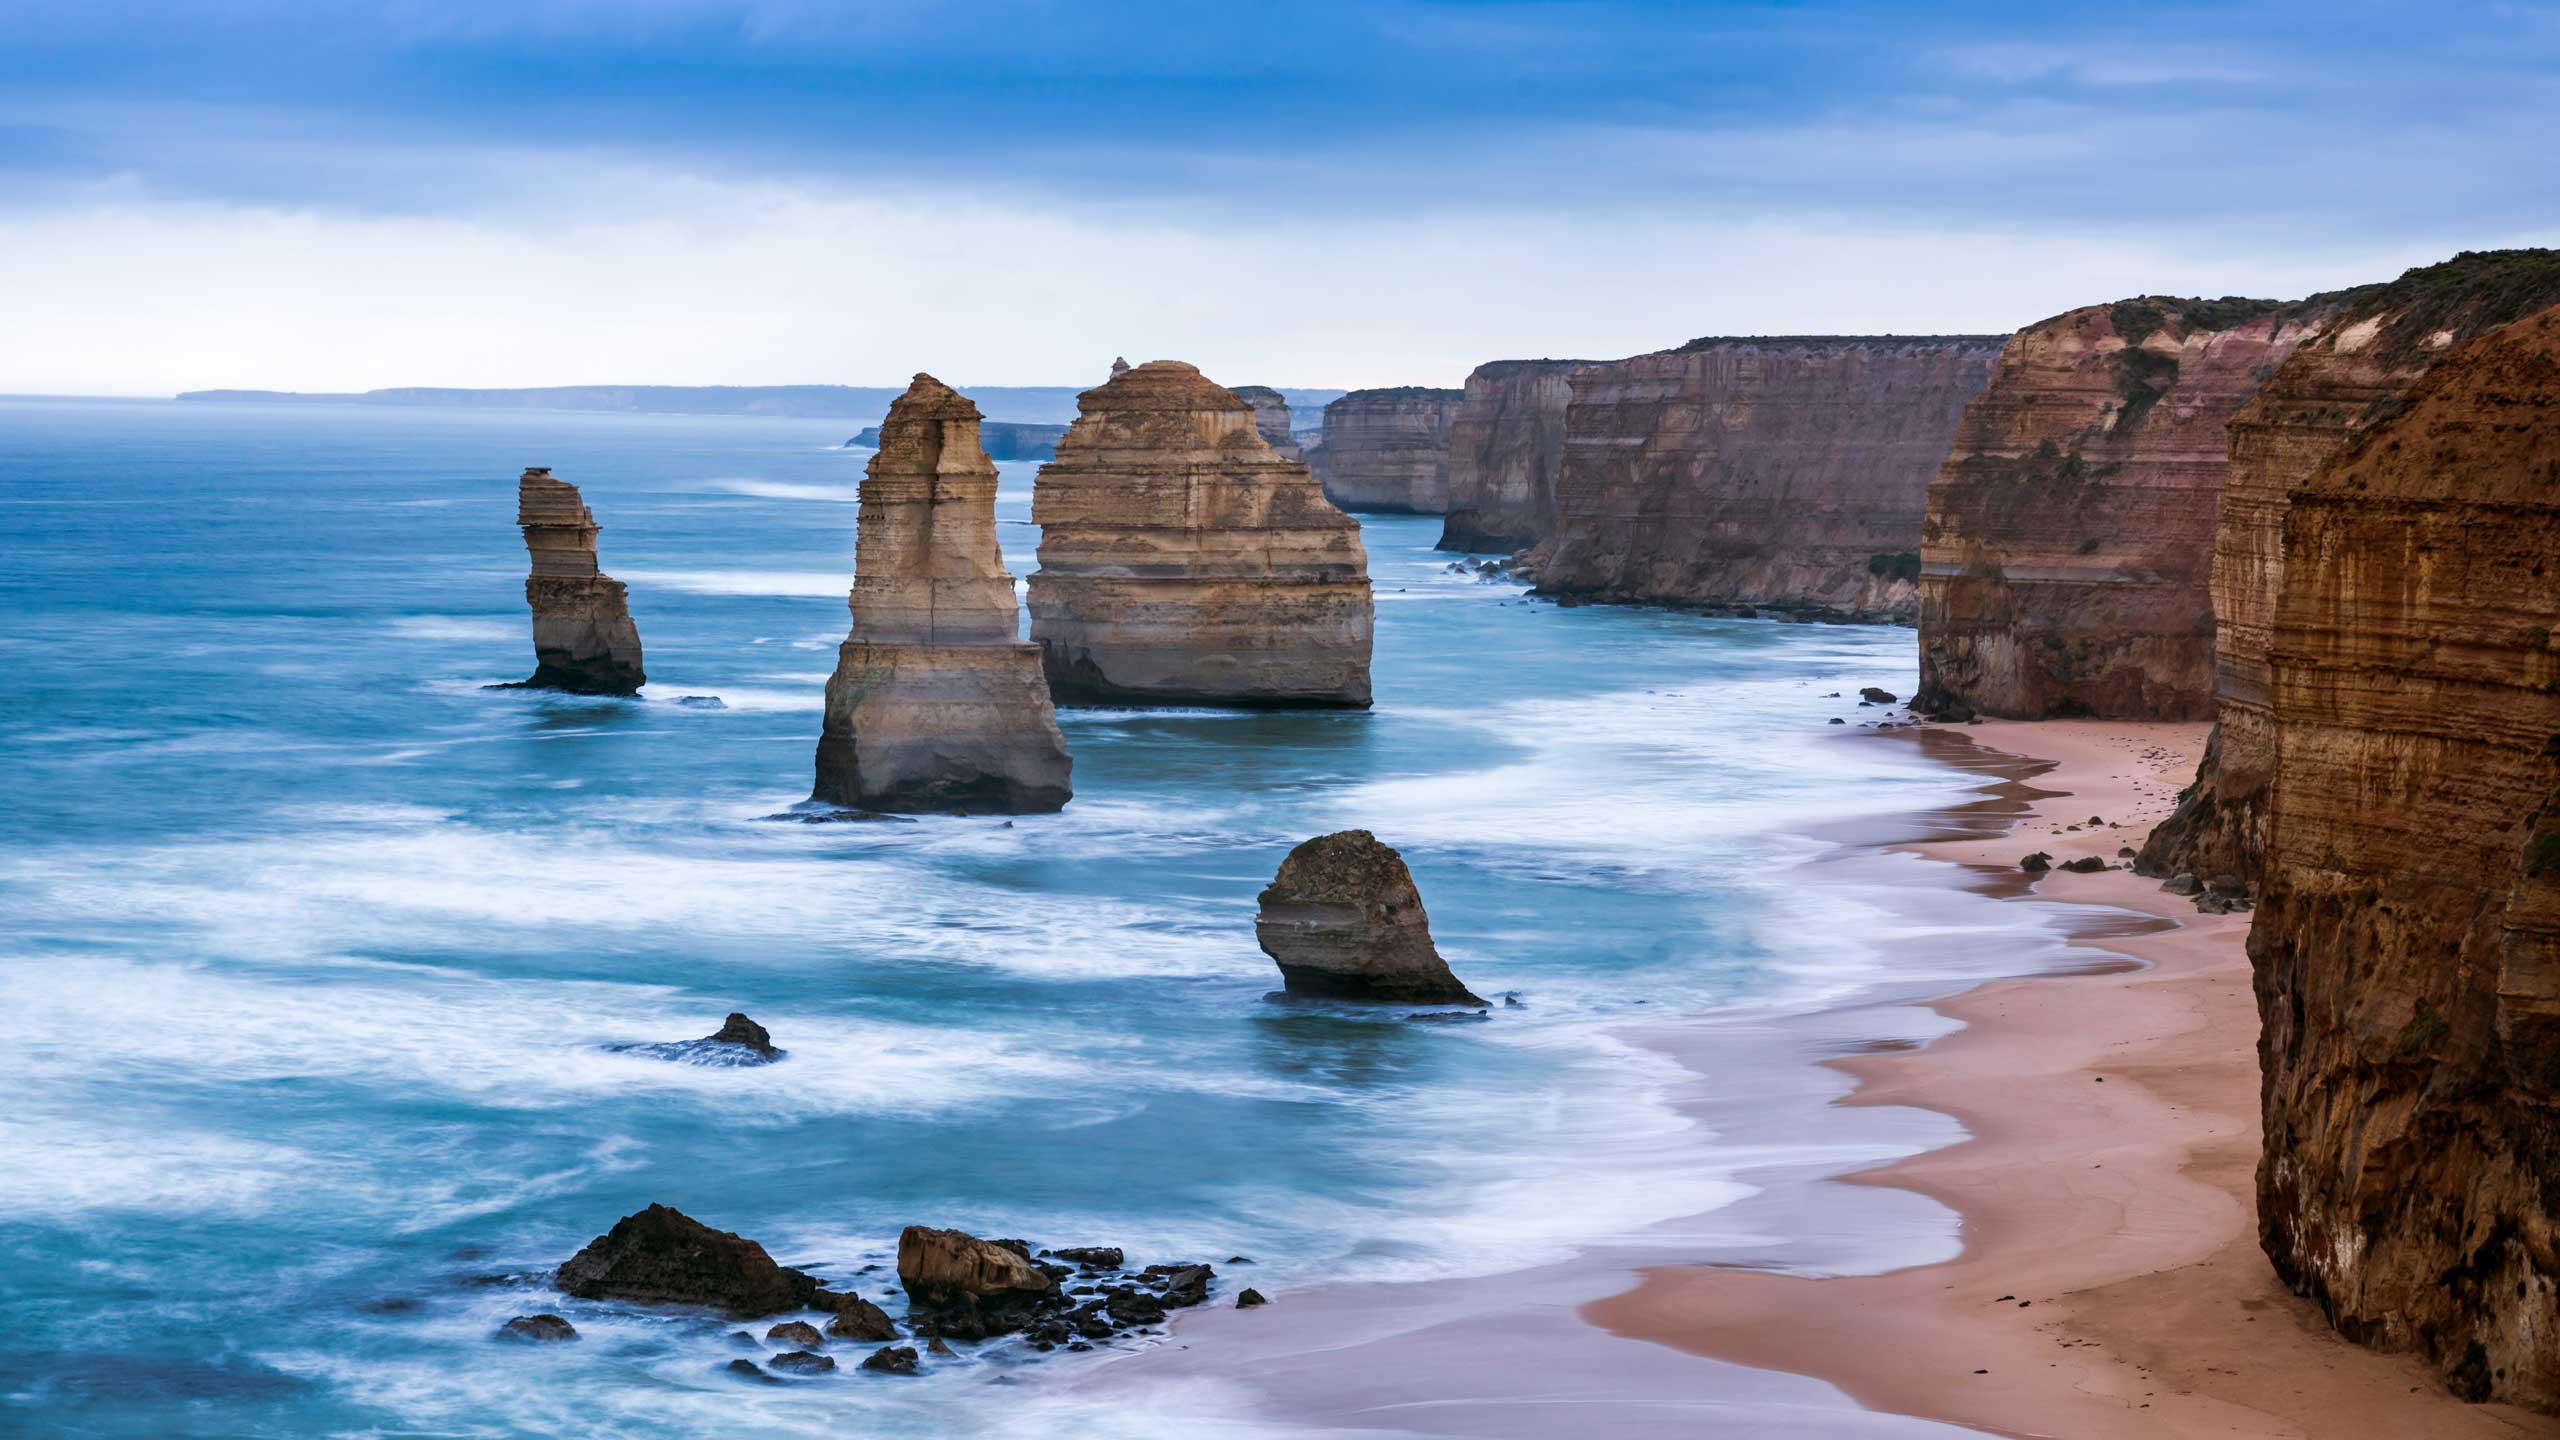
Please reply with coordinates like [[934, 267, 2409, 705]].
[[1587, 719, 2560, 1438]]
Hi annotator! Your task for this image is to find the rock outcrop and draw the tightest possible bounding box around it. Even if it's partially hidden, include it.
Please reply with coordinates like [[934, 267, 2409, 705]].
[[611, 1011, 783, 1066], [1435, 359, 1593, 554], [1256, 830, 1483, 1004], [813, 374, 1072, 814], [509, 467, 645, 693], [2142, 250, 2560, 879], [1916, 297, 2342, 719], [1229, 386, 1301, 461], [897, 1226, 1056, 1307], [556, 1204, 830, 1316], [1308, 387, 1464, 513], [849, 420, 1068, 462], [2248, 302, 2560, 1410], [1027, 361, 1374, 707], [1532, 336, 2004, 620]]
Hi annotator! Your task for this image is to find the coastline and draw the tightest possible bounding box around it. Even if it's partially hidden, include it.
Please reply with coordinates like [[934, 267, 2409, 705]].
[[1587, 719, 2560, 1437]]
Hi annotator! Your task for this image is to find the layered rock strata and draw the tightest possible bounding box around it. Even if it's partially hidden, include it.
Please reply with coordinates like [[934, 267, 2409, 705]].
[[1028, 361, 1373, 707], [511, 467, 644, 693], [1435, 359, 1593, 553], [1916, 297, 2342, 719], [2143, 250, 2560, 878], [1229, 386, 1301, 461], [2248, 303, 2560, 1410], [1256, 830, 1483, 1004], [1307, 387, 1463, 513], [1533, 336, 2004, 620], [813, 374, 1071, 814]]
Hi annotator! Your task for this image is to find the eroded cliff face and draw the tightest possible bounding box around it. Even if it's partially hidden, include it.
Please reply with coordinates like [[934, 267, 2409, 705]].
[[1308, 387, 1463, 513], [1229, 386, 1301, 461], [1028, 361, 1374, 707], [1435, 359, 1592, 554], [512, 467, 645, 694], [2249, 303, 2560, 1410], [2142, 250, 2560, 880], [813, 374, 1070, 813], [1915, 297, 2338, 720], [1532, 336, 2002, 620]]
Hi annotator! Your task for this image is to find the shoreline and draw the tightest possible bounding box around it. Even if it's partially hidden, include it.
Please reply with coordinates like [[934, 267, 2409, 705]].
[[1586, 719, 2560, 1437]]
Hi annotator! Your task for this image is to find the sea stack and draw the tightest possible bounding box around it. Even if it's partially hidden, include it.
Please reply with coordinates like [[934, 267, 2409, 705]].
[[1256, 830, 1482, 1004], [2141, 250, 2560, 881], [1308, 387, 1464, 513], [511, 468, 645, 694], [1532, 336, 2004, 620], [812, 375, 1071, 814], [1229, 386, 1301, 461], [1028, 361, 1374, 707], [1436, 358, 1594, 554], [1916, 296, 2340, 720], [2248, 302, 2560, 1410]]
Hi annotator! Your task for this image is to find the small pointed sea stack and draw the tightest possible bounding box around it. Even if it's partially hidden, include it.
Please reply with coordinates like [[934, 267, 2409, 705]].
[[1257, 830, 1482, 1004], [812, 374, 1072, 814], [512, 468, 645, 694], [1028, 361, 1374, 706]]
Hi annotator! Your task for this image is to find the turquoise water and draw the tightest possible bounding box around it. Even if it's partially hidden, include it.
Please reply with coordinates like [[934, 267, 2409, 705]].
[[0, 397, 1968, 1437]]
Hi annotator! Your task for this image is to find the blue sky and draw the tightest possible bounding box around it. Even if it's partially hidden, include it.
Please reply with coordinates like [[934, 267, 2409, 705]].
[[5, 1, 2555, 393]]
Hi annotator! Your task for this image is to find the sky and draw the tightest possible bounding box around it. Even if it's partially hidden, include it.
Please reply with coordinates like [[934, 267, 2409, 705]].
[[4, 1, 2556, 394]]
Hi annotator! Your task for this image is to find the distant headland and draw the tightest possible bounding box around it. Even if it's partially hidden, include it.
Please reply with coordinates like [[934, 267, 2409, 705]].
[[175, 382, 1349, 428]]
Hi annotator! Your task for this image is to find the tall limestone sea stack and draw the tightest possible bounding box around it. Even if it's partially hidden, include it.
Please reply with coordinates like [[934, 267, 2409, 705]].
[[1308, 387, 1464, 513], [510, 467, 645, 694], [2141, 250, 2560, 879], [812, 375, 1071, 814], [1915, 296, 2340, 720], [1436, 359, 1593, 554], [1028, 361, 1373, 707], [2248, 303, 2560, 1410], [1229, 385, 1301, 461], [1533, 336, 2003, 619]]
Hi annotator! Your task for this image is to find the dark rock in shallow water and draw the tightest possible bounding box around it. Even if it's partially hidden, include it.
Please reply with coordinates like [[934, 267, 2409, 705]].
[[1237, 1288, 1268, 1308], [1403, 1009, 1490, 1023], [768, 1350, 835, 1375], [1047, 1246, 1123, 1268], [1147, 1264, 1213, 1308], [1859, 686, 1898, 703], [673, 695, 727, 709], [611, 1012, 782, 1066], [2019, 852, 2052, 873], [761, 807, 922, 825], [497, 1313, 578, 1342], [898, 1226, 1056, 1306], [725, 1358, 777, 1383], [1256, 830, 1484, 1005], [765, 1320, 822, 1349], [859, 1345, 921, 1375], [555, 1203, 828, 1317], [824, 1294, 897, 1342]]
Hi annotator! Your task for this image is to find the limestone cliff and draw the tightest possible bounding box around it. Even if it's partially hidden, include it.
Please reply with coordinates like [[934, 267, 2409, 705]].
[[813, 374, 1071, 814], [1436, 359, 1593, 554], [1915, 296, 2340, 720], [1532, 336, 2003, 620], [2248, 303, 2560, 1410], [1028, 361, 1373, 707], [510, 467, 645, 694], [2142, 250, 2560, 879], [1229, 386, 1301, 461], [1308, 387, 1463, 513]]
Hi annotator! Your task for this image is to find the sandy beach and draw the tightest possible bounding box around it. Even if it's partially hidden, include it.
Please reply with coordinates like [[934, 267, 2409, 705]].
[[1587, 719, 2560, 1438]]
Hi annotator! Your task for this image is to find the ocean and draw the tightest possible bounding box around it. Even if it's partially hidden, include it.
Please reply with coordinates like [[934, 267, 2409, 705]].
[[0, 396, 2027, 1436]]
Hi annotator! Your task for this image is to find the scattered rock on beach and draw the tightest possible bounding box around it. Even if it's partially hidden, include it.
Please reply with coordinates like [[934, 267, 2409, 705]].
[[556, 1204, 831, 1317], [1237, 1288, 1268, 1308], [2060, 856, 2107, 873], [2162, 873, 2203, 896], [2020, 852, 2053, 873], [860, 1345, 921, 1375], [498, 1313, 578, 1343], [1859, 686, 1898, 703]]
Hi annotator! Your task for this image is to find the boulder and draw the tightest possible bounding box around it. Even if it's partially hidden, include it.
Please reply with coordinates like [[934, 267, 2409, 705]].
[[1858, 686, 1897, 703], [555, 1204, 828, 1317], [497, 1313, 578, 1343], [2019, 852, 2052, 873], [860, 1345, 921, 1375], [1256, 831, 1484, 1004], [897, 1225, 1057, 1307], [1236, 1288, 1268, 1308], [765, 1321, 822, 1349], [2059, 856, 2107, 873], [824, 1294, 897, 1342], [768, 1350, 835, 1375]]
